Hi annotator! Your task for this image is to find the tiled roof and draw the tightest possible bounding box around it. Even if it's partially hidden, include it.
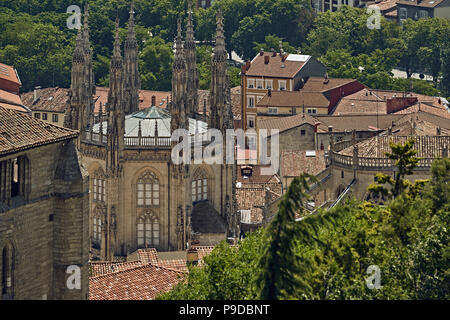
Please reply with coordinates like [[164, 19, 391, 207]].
[[245, 52, 309, 78], [257, 113, 327, 134], [0, 106, 78, 156], [367, 0, 399, 11], [159, 259, 188, 273], [256, 90, 330, 108], [315, 114, 406, 132], [236, 179, 282, 224], [0, 89, 22, 106], [0, 63, 21, 85], [302, 77, 358, 92], [136, 248, 160, 265], [90, 261, 144, 277], [393, 102, 450, 120], [397, 0, 444, 7], [281, 150, 327, 177], [339, 123, 450, 158], [0, 102, 29, 113], [89, 264, 184, 300], [21, 87, 68, 112], [94, 87, 171, 113], [237, 165, 282, 184]]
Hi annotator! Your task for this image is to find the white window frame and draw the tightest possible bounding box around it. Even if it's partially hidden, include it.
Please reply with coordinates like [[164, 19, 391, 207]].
[[399, 8, 407, 20], [240, 210, 251, 224], [247, 115, 256, 128], [279, 80, 286, 91], [247, 95, 255, 108], [256, 79, 264, 89], [307, 108, 317, 115], [247, 79, 255, 89], [265, 80, 273, 90]]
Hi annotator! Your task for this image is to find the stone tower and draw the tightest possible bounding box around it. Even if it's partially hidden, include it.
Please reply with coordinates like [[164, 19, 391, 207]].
[[184, 1, 199, 118], [209, 9, 230, 132], [82, 4, 95, 122], [64, 5, 94, 144], [209, 9, 239, 238], [103, 19, 125, 260], [123, 1, 141, 115], [65, 28, 86, 136], [170, 18, 188, 131]]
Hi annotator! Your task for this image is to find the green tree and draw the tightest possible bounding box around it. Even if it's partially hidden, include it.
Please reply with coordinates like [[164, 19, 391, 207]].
[[256, 173, 316, 300]]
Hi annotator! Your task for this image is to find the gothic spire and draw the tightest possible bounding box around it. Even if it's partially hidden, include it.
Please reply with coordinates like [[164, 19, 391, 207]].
[[213, 9, 226, 58], [123, 0, 141, 114], [184, 0, 199, 118], [82, 3, 91, 54]]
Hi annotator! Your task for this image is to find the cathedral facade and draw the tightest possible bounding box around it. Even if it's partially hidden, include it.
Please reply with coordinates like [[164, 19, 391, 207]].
[[64, 3, 239, 260]]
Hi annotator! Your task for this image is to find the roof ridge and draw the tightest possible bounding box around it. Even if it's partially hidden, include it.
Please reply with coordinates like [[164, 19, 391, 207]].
[[90, 262, 184, 280]]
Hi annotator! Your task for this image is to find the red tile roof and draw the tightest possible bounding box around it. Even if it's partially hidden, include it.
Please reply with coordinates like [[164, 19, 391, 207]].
[[0, 89, 22, 106], [302, 77, 358, 92], [158, 259, 188, 273], [90, 261, 144, 277], [281, 150, 327, 178], [21, 87, 68, 112], [245, 52, 308, 78], [0, 102, 28, 113], [0, 63, 21, 86], [136, 248, 160, 265], [0, 106, 78, 156], [397, 0, 444, 8], [89, 264, 184, 300], [256, 90, 330, 108], [257, 113, 327, 134]]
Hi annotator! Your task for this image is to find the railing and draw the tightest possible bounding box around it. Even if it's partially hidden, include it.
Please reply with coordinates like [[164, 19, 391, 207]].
[[124, 137, 172, 148]]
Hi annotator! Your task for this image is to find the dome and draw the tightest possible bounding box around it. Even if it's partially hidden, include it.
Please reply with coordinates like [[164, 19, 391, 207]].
[[93, 106, 208, 137]]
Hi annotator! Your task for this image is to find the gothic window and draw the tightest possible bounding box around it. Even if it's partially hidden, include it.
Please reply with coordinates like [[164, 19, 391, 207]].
[[92, 169, 106, 203], [1, 242, 14, 298], [137, 171, 160, 207], [192, 169, 208, 203], [137, 211, 160, 247]]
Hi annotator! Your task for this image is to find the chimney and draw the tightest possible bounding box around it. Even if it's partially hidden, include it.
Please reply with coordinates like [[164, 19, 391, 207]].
[[259, 48, 264, 56], [245, 60, 251, 70], [33, 86, 41, 103], [186, 248, 199, 266], [271, 48, 276, 57], [281, 53, 287, 62], [264, 55, 269, 64], [151, 95, 156, 107]]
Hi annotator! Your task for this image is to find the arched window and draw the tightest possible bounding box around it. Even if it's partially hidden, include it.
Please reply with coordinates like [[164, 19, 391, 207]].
[[192, 169, 209, 203], [1, 243, 14, 298], [92, 169, 106, 203], [137, 211, 160, 248], [11, 155, 29, 199], [137, 171, 160, 207]]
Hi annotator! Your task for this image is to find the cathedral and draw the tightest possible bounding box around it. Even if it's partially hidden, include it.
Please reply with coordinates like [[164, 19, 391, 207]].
[[64, 3, 239, 260]]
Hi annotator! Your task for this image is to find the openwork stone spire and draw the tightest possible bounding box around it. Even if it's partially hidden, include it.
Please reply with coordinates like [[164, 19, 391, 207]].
[[170, 18, 188, 130], [123, 0, 141, 115], [184, 0, 199, 118], [82, 3, 95, 129], [106, 18, 125, 177], [209, 9, 230, 131]]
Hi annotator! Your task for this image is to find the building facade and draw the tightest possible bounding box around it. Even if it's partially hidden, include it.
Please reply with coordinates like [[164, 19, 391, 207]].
[[0, 106, 89, 300], [65, 5, 238, 261]]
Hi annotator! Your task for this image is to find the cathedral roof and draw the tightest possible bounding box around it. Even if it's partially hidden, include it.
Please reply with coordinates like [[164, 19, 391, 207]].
[[93, 105, 208, 137]]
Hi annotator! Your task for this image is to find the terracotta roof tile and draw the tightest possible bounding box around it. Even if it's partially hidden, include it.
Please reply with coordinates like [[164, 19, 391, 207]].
[[0, 107, 78, 156], [245, 52, 309, 78], [21, 87, 68, 112], [89, 264, 184, 300], [367, 0, 399, 12], [158, 259, 188, 273], [281, 150, 327, 177], [257, 113, 327, 134], [0, 63, 21, 85], [256, 90, 330, 108], [0, 89, 22, 106], [302, 77, 358, 92], [0, 102, 28, 113], [90, 261, 144, 277], [397, 0, 444, 8], [136, 248, 160, 265]]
